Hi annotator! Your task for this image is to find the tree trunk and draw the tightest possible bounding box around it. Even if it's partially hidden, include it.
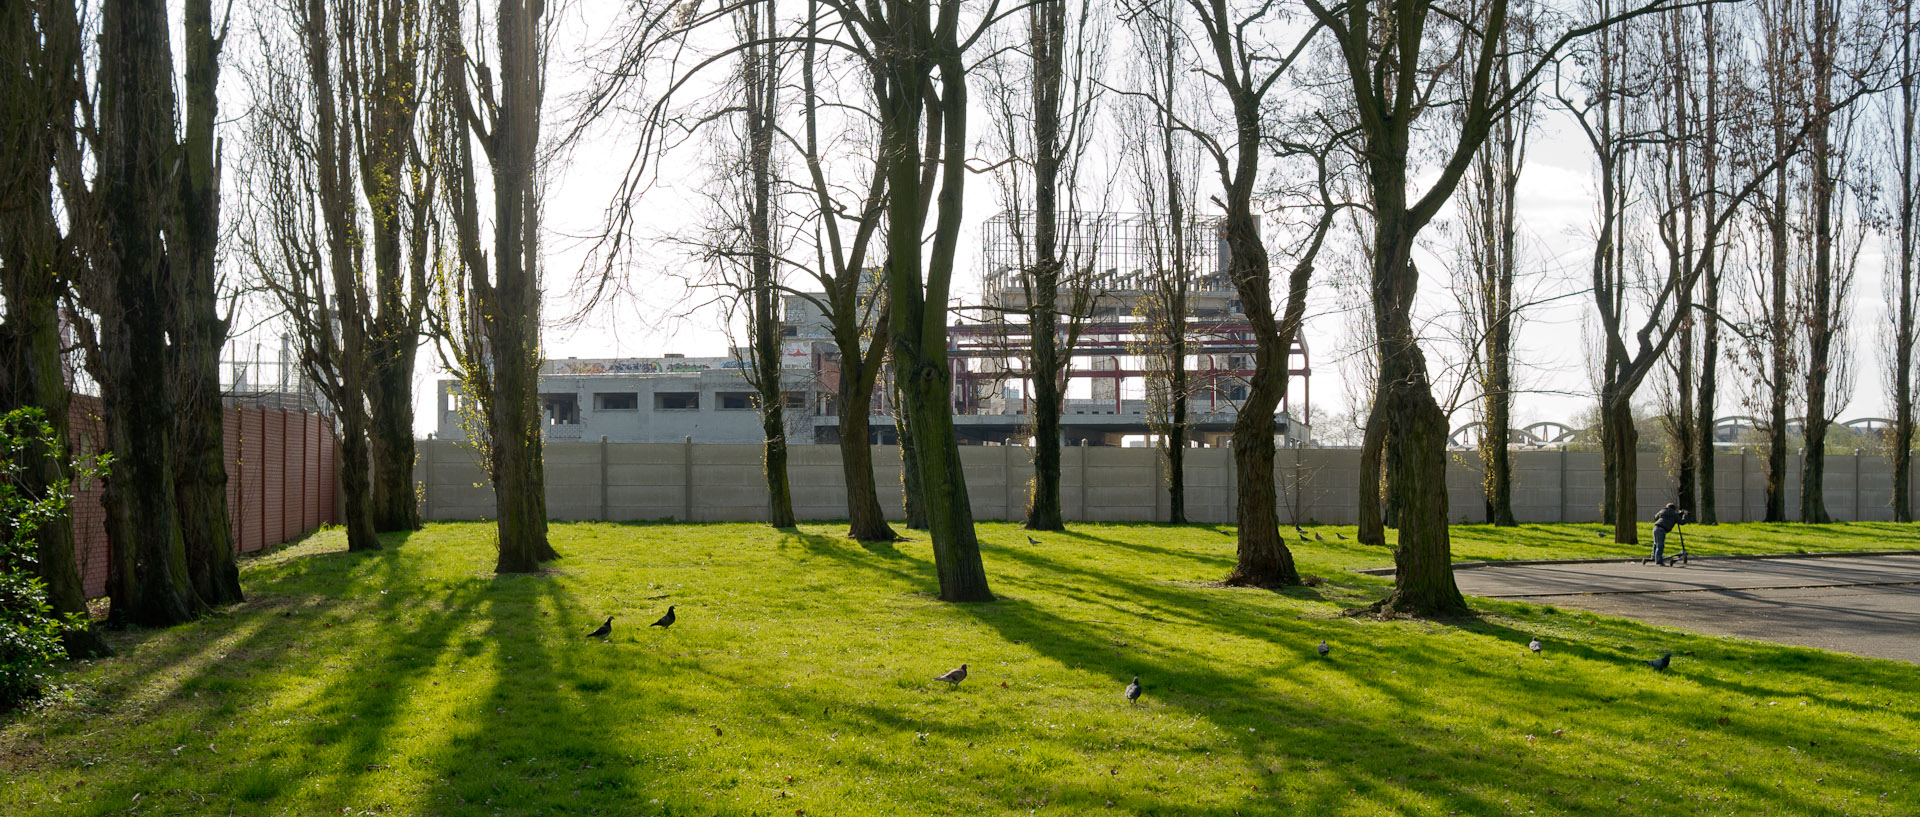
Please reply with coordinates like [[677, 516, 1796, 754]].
[[1363, 170, 1462, 613], [1219, 206, 1300, 586], [171, 0, 242, 603], [1482, 300, 1516, 527], [0, 316, 113, 658], [1799, 0, 1835, 525], [1375, 367, 1465, 616], [96, 0, 204, 627], [304, 0, 381, 554], [485, 309, 554, 571], [760, 391, 795, 527], [1696, 270, 1721, 523], [484, 0, 557, 571], [742, 4, 795, 530], [895, 355, 994, 600], [1673, 323, 1698, 517], [0, 0, 112, 655], [1898, 3, 1917, 524], [1023, 0, 1067, 532], [1028, 351, 1065, 528], [1368, 250, 1467, 616], [874, 19, 992, 599], [337, 406, 381, 552], [893, 371, 928, 530], [1356, 380, 1387, 546], [837, 392, 897, 541], [1166, 376, 1187, 524], [367, 366, 422, 532], [358, 0, 430, 535], [1696, 9, 1722, 525], [755, 284, 794, 528], [1602, 389, 1640, 543], [1764, 68, 1791, 524]]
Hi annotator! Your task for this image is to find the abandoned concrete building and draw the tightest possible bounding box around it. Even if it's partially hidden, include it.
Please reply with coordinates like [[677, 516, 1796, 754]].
[[433, 211, 1312, 446]]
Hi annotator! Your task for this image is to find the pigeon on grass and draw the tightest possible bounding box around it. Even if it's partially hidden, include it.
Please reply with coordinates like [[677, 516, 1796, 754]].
[[1314, 532, 1325, 542], [588, 617, 613, 639], [934, 664, 969, 687], [1528, 638, 1542, 655], [651, 606, 677, 629], [1317, 640, 1331, 659], [1027, 536, 1041, 545], [1336, 533, 1347, 540], [1124, 677, 1142, 706], [1646, 652, 1672, 671]]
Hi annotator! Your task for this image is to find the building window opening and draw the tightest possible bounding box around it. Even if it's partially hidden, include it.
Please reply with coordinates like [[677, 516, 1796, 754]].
[[657, 392, 700, 410], [594, 392, 638, 411], [540, 393, 580, 425]]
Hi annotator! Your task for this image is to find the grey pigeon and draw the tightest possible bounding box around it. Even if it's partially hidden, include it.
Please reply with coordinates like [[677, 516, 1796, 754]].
[[1646, 652, 1672, 671], [1528, 638, 1542, 655], [1315, 532, 1325, 542], [1124, 676, 1142, 706], [1027, 535, 1040, 545], [1294, 525, 1307, 534], [1317, 640, 1330, 659], [588, 617, 613, 639], [650, 606, 676, 629], [1336, 533, 1347, 540], [934, 664, 968, 686], [1299, 532, 1311, 542]]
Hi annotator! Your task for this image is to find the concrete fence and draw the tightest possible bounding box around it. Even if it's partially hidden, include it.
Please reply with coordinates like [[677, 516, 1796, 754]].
[[416, 439, 1920, 525]]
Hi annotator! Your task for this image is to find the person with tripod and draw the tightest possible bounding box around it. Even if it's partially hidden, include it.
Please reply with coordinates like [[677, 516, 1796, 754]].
[[1650, 503, 1688, 566]]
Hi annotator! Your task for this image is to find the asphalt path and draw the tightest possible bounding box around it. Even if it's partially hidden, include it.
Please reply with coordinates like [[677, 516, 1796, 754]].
[[1447, 553, 1920, 664]]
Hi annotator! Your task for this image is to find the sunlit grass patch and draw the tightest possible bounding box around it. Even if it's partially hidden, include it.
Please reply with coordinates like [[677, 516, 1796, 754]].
[[2, 521, 1915, 816]]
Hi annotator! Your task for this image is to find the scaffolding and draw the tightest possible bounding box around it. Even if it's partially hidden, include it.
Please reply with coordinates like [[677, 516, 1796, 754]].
[[980, 210, 1235, 304], [954, 209, 1312, 446]]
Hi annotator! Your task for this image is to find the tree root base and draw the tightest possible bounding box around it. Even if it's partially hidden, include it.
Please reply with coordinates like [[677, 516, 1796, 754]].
[[1345, 595, 1475, 620], [1220, 571, 1302, 590]]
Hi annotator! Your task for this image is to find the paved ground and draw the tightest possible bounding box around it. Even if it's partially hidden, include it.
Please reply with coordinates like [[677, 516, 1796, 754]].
[[1449, 554, 1920, 664]]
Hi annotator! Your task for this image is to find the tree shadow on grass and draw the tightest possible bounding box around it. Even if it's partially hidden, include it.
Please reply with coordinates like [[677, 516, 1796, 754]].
[[2, 530, 472, 809], [960, 539, 1889, 816], [776, 529, 939, 594]]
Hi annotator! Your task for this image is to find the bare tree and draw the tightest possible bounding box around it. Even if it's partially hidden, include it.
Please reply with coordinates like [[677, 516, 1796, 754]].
[[582, 0, 1001, 596], [1798, 0, 1876, 523], [241, 0, 387, 554], [84, 0, 208, 625], [1150, 0, 1342, 588], [859, 0, 997, 600], [168, 0, 244, 604], [1885, 0, 1919, 522], [978, 0, 1110, 531], [790, 0, 898, 540], [1308, 0, 1725, 614], [1690, 3, 1730, 524], [356, 0, 440, 535], [691, 0, 798, 528], [1453, 0, 1540, 528], [1120, 0, 1206, 523], [432, 0, 559, 572], [0, 0, 113, 655]]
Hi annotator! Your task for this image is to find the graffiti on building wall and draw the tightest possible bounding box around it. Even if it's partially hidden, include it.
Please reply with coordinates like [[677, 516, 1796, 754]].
[[543, 358, 747, 375]]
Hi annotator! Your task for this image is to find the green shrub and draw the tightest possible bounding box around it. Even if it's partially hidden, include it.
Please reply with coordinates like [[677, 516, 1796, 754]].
[[0, 408, 99, 711]]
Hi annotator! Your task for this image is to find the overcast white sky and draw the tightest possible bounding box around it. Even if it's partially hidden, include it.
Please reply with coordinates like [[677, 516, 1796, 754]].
[[363, 2, 1903, 440]]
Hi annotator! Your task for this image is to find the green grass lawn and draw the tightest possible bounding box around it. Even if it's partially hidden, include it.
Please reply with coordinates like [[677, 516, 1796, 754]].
[[4, 522, 1918, 816]]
